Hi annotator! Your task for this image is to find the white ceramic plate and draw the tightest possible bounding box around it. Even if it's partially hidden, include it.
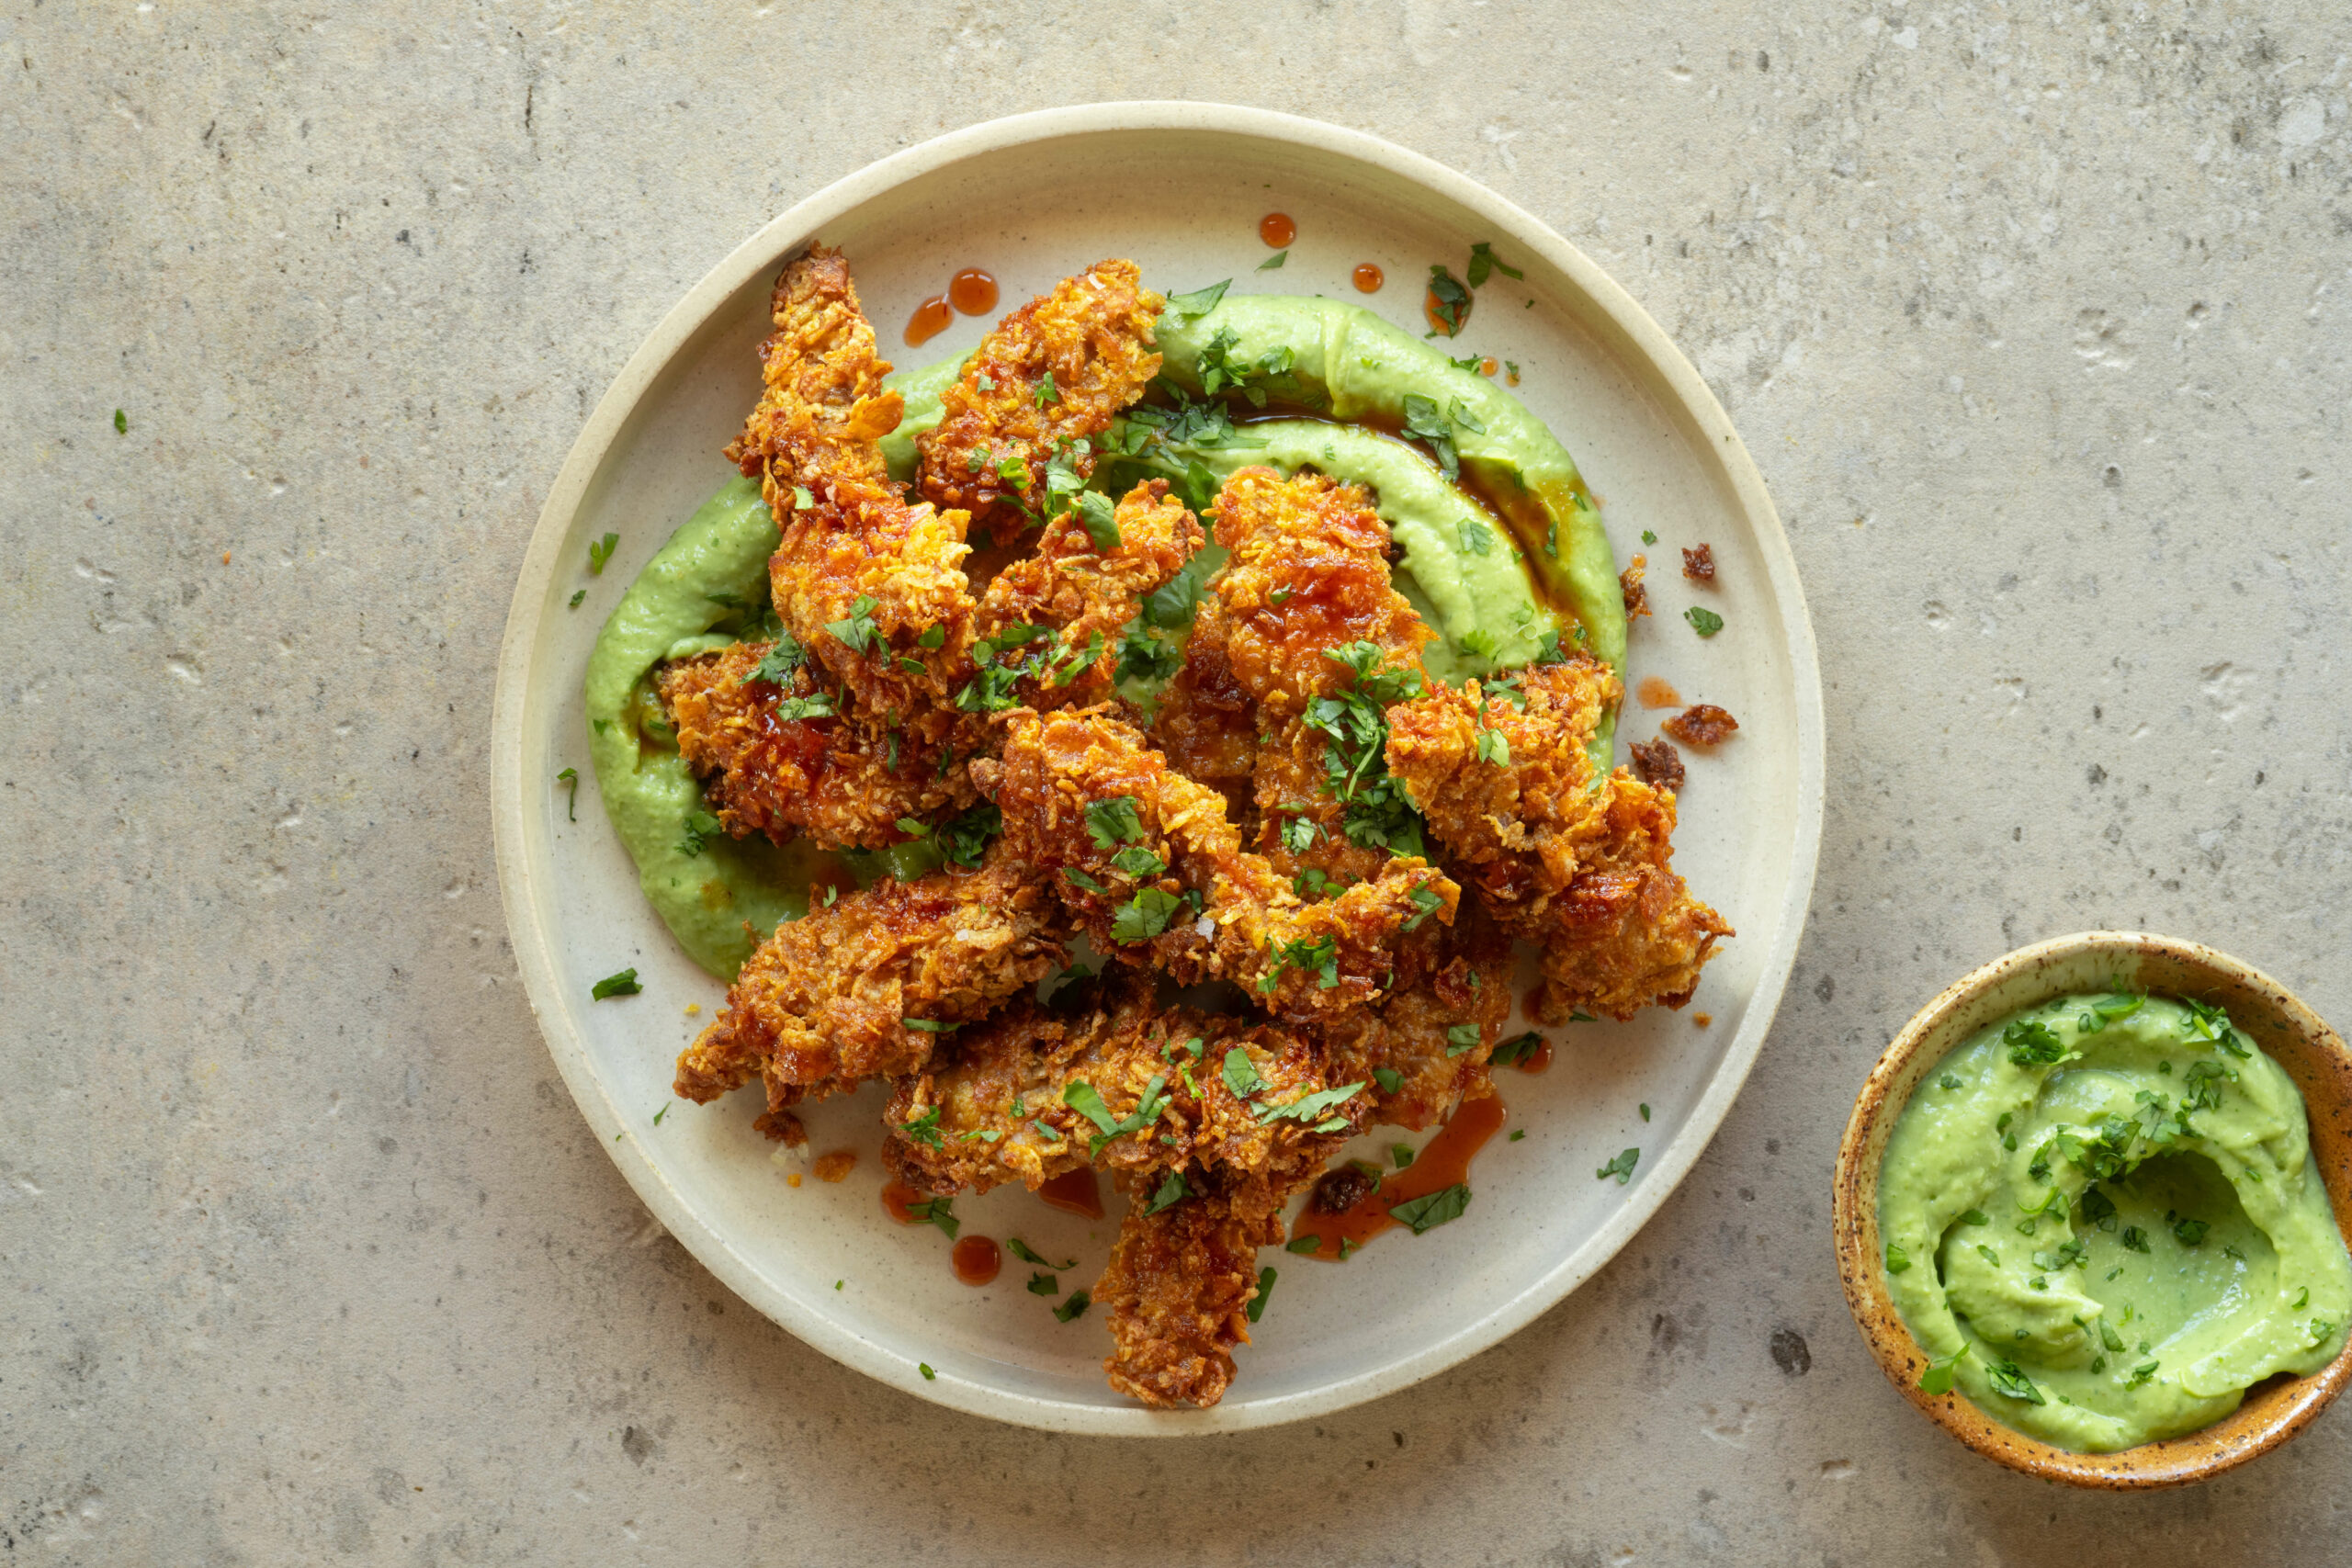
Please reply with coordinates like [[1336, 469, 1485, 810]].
[[491, 104, 1824, 1434]]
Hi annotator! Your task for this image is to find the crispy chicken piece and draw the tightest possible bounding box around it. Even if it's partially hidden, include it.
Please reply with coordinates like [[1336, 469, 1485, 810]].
[[727, 247, 980, 726], [1320, 901, 1514, 1131], [1383, 655, 1617, 880], [673, 844, 1065, 1135], [883, 976, 1352, 1198], [1209, 467, 1432, 717], [724, 243, 901, 500], [917, 260, 1166, 546], [659, 641, 976, 850], [1095, 1173, 1291, 1410], [1250, 716, 1396, 891], [1522, 773, 1734, 1023], [1145, 598, 1260, 818], [971, 479, 1204, 713], [978, 705, 1457, 1020], [1384, 655, 1728, 1020]]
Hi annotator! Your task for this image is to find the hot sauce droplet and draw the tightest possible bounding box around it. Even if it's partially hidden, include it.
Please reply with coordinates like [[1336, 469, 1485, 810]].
[[904, 294, 952, 346], [1038, 1167, 1103, 1220], [881, 1180, 922, 1224], [1352, 263, 1384, 293], [813, 1149, 857, 1183], [1512, 1040, 1555, 1075], [947, 267, 999, 316], [1259, 211, 1296, 248], [1636, 676, 1685, 711], [1286, 1093, 1509, 1259], [951, 1235, 1002, 1286], [1479, 356, 1499, 378], [1425, 287, 1471, 337]]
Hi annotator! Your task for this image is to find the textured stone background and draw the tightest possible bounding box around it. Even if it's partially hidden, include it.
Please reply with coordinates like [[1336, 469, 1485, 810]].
[[6, 2, 2349, 1562]]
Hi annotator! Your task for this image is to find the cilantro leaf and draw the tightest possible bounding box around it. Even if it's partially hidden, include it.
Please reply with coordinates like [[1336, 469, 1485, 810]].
[[1245, 1265, 1277, 1323], [1108, 844, 1166, 878], [826, 594, 882, 656], [1062, 867, 1109, 895], [939, 802, 1001, 870], [1222, 1047, 1268, 1100], [1917, 1346, 1967, 1395], [1026, 1271, 1059, 1296], [1084, 795, 1146, 848], [1007, 1238, 1077, 1270], [587, 531, 619, 575], [1444, 1023, 1481, 1057], [1466, 242, 1523, 287], [1161, 280, 1231, 321], [1403, 885, 1443, 931], [1490, 1031, 1544, 1068], [590, 968, 641, 1000], [1683, 605, 1724, 637], [556, 766, 579, 822], [1258, 1081, 1365, 1126], [1075, 490, 1122, 552], [1143, 1171, 1192, 1215], [1399, 392, 1460, 479], [1387, 1183, 1470, 1235], [900, 1105, 945, 1148], [1371, 1067, 1404, 1094], [677, 809, 723, 856], [1115, 623, 1183, 685], [1425, 265, 1471, 335], [1257, 249, 1288, 271], [904, 1196, 958, 1238], [900, 1018, 959, 1034], [1885, 1241, 1912, 1274], [1984, 1359, 2045, 1404], [743, 634, 808, 686], [1596, 1146, 1640, 1184], [2005, 1020, 2069, 1066], [1111, 887, 1183, 944], [1053, 1288, 1091, 1323]]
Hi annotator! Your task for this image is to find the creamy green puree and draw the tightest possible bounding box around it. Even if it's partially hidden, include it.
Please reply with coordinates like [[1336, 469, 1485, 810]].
[[1879, 992, 2351, 1451], [588, 289, 1630, 976]]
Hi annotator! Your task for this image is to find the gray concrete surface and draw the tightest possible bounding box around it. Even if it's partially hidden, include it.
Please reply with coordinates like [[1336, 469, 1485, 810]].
[[6, 3, 2350, 1562]]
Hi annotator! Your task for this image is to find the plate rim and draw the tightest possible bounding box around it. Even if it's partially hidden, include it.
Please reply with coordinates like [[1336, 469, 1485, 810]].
[[490, 100, 1826, 1434]]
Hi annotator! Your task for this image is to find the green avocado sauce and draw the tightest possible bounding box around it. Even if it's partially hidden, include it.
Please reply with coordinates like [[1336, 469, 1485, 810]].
[[1878, 993, 2351, 1451], [588, 294, 1630, 976]]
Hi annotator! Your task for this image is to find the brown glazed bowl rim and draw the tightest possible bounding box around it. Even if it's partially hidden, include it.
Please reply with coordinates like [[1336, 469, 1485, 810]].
[[1830, 931, 2352, 1488]]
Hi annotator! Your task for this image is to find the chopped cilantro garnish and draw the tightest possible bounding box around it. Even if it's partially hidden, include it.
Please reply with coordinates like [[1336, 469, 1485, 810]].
[[744, 633, 808, 686], [1052, 1289, 1092, 1323], [1596, 1146, 1640, 1185], [899, 1105, 945, 1148], [1007, 1238, 1077, 1270], [1246, 1266, 1277, 1323], [1371, 1066, 1405, 1094], [1258, 1081, 1365, 1126], [556, 766, 579, 821], [1286, 1235, 1324, 1255], [1444, 1023, 1481, 1057], [901, 1018, 959, 1034], [1143, 1171, 1192, 1215], [1466, 242, 1523, 287], [1065, 1076, 1170, 1156], [1111, 887, 1183, 944], [792, 484, 815, 510], [1084, 795, 1146, 848], [1683, 605, 1724, 637], [939, 802, 1001, 870], [1490, 1032, 1544, 1067], [114, 408, 128, 434], [1257, 249, 1288, 271], [1261, 934, 1340, 993], [1399, 392, 1461, 479], [2005, 1020, 2069, 1066], [1885, 1241, 1912, 1274], [920, 1362, 935, 1380], [587, 531, 619, 575], [677, 808, 723, 856], [1917, 1346, 1967, 1395], [1062, 867, 1109, 895], [1222, 1047, 1268, 1100], [1160, 279, 1231, 321], [1985, 1358, 2045, 1403], [1391, 1144, 1417, 1170], [826, 594, 882, 657], [1074, 489, 1122, 552], [1115, 623, 1183, 685], [1425, 265, 1471, 336], [904, 1196, 958, 1238], [1403, 886, 1444, 931], [1387, 1183, 1470, 1235], [1026, 1271, 1059, 1296], [568, 589, 585, 609], [590, 968, 640, 1000], [1641, 529, 1658, 545]]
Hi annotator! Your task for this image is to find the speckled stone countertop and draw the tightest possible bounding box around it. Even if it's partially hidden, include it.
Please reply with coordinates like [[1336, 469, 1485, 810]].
[[6, 5, 2349, 1562]]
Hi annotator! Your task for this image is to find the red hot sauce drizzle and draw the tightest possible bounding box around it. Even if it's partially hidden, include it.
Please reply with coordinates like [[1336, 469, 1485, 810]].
[[1259, 211, 1296, 249], [948, 267, 998, 316], [1038, 1167, 1103, 1220], [904, 294, 953, 346], [1287, 1093, 1509, 1259], [951, 1235, 1002, 1286]]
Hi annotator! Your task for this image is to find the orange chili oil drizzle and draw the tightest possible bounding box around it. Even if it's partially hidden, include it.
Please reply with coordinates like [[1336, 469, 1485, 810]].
[[948, 267, 998, 316], [904, 294, 953, 346], [881, 1179, 922, 1224], [1351, 263, 1384, 293], [1636, 675, 1684, 711], [1512, 1039, 1555, 1075], [951, 1235, 1002, 1286], [1259, 211, 1296, 248], [1286, 1093, 1509, 1259], [1038, 1167, 1104, 1219]]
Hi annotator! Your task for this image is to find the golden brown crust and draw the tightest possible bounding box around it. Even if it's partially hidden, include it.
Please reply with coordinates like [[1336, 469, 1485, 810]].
[[1096, 1184, 1282, 1410], [659, 641, 976, 851], [1319, 901, 1514, 1131], [981, 705, 1457, 1020], [1209, 467, 1431, 716], [724, 244, 902, 500], [673, 845, 1066, 1117], [1145, 598, 1260, 818], [917, 260, 1165, 545]]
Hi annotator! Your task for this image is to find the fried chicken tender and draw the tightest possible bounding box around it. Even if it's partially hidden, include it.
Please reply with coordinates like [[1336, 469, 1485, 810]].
[[1320, 901, 1514, 1131], [973, 479, 1204, 712], [659, 641, 975, 851], [978, 705, 1457, 1020], [883, 976, 1350, 1198], [1522, 773, 1734, 1024], [917, 260, 1166, 545], [1209, 467, 1433, 716], [1145, 598, 1260, 819], [673, 844, 1065, 1135], [724, 244, 902, 501], [1250, 716, 1397, 890], [726, 247, 980, 725], [1095, 1173, 1294, 1410], [1384, 656, 1730, 1021]]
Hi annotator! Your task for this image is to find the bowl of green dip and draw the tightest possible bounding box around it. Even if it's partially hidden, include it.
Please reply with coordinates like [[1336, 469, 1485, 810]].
[[1833, 932, 2352, 1487]]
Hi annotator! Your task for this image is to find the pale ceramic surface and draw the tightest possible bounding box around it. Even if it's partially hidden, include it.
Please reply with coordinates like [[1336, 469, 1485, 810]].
[[492, 106, 1823, 1433], [1833, 932, 2352, 1488], [10, 3, 2352, 1561]]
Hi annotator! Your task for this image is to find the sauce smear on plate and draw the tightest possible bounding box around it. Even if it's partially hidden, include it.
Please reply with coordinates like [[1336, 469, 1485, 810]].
[[1288, 1094, 1509, 1259], [1038, 1167, 1103, 1219], [904, 294, 953, 346]]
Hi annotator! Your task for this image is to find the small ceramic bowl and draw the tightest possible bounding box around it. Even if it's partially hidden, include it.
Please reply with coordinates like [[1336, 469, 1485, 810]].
[[1832, 931, 2352, 1488]]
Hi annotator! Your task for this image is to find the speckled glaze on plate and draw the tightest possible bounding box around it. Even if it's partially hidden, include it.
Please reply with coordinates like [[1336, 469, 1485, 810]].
[[1833, 931, 2352, 1487], [491, 103, 1824, 1434]]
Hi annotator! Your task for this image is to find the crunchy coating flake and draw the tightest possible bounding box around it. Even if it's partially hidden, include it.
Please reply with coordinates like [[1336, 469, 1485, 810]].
[[979, 705, 1457, 1020], [1320, 902, 1514, 1132], [673, 845, 1065, 1127], [1144, 597, 1260, 818], [1210, 466, 1431, 717], [973, 479, 1204, 713], [917, 260, 1165, 545], [883, 977, 1350, 1198], [1661, 703, 1738, 749], [659, 641, 975, 851], [1627, 736, 1685, 792]]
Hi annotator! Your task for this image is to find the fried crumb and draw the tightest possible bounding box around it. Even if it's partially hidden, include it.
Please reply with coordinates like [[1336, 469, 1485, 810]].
[[813, 1149, 857, 1183], [786, 1172, 803, 1188], [1662, 704, 1739, 748], [1680, 543, 1715, 582], [1629, 737, 1685, 792], [1621, 554, 1650, 619], [1693, 1012, 1713, 1028], [684, 1002, 701, 1016]]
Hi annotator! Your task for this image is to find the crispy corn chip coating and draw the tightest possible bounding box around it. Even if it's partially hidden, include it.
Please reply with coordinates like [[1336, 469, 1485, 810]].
[[1095, 1179, 1284, 1410], [659, 641, 976, 850], [978, 705, 1457, 1020], [917, 260, 1165, 545], [1144, 597, 1260, 819], [724, 243, 902, 501], [1319, 901, 1514, 1131], [673, 845, 1065, 1124]]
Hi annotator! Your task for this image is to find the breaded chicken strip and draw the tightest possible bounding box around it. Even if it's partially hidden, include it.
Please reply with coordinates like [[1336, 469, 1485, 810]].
[[1385, 658, 1730, 1021], [1144, 598, 1260, 820], [977, 706, 1457, 1020], [672, 844, 1065, 1137], [1250, 717, 1397, 892], [917, 260, 1165, 545], [1096, 1173, 1295, 1410], [1320, 901, 1514, 1131], [883, 976, 1358, 1198], [969, 479, 1204, 714], [725, 247, 980, 726], [659, 640, 976, 851], [1522, 773, 1733, 1023], [1210, 466, 1432, 717]]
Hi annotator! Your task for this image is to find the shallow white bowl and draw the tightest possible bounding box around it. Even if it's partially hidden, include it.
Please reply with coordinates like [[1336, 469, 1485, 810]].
[[490, 103, 1825, 1433]]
